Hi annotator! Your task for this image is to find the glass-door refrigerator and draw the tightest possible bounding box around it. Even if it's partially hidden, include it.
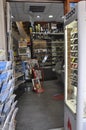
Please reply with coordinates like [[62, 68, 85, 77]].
[[64, 1, 86, 130]]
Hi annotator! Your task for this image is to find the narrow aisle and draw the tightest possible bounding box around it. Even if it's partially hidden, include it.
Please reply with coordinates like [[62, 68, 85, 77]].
[[16, 80, 64, 130]]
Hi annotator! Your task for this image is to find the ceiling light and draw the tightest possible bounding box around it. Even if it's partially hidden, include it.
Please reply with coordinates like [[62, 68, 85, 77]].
[[11, 15, 14, 19], [37, 15, 40, 18], [49, 15, 53, 18]]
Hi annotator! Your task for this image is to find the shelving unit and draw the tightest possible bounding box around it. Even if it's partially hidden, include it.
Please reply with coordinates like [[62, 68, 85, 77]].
[[64, 1, 86, 130], [14, 56, 24, 78], [12, 37, 32, 89], [31, 32, 64, 68], [14, 72, 25, 90], [0, 61, 18, 129], [13, 40, 25, 90], [18, 39, 31, 61]]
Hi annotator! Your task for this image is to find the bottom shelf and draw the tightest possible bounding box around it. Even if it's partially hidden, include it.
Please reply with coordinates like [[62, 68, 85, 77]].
[[15, 80, 25, 90]]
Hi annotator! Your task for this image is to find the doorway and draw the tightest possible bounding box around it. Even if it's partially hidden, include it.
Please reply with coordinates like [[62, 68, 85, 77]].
[[7, 1, 65, 130]]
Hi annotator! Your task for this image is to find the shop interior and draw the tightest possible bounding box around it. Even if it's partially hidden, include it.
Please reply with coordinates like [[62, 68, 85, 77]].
[[9, 2, 65, 130], [10, 2, 65, 82]]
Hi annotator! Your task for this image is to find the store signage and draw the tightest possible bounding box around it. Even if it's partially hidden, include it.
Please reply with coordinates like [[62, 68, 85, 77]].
[[65, 8, 76, 21], [67, 118, 72, 130]]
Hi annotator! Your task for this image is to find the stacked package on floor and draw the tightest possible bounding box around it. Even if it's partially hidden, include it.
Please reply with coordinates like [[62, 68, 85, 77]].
[[0, 61, 18, 130]]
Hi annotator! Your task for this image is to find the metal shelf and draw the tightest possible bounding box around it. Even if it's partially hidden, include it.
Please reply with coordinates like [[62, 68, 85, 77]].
[[32, 32, 64, 35], [15, 73, 24, 79], [15, 80, 25, 90]]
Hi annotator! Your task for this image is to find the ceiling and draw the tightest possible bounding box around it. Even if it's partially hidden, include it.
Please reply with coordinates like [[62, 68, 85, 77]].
[[10, 2, 64, 23]]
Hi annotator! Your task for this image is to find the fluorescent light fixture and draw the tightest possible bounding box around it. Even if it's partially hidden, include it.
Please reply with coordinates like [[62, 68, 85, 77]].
[[37, 15, 40, 18], [49, 15, 53, 18]]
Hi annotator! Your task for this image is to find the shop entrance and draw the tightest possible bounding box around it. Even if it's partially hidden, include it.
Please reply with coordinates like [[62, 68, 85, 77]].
[[6, 1, 64, 130]]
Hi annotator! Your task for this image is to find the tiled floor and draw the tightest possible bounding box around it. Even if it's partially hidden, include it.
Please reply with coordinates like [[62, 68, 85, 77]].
[[16, 80, 64, 130]]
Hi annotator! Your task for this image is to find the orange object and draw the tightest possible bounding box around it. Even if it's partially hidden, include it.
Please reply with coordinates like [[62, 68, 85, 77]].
[[32, 78, 44, 93]]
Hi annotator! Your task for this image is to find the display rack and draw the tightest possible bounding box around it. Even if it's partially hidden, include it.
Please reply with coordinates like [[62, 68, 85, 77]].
[[64, 1, 86, 130], [14, 72, 25, 90], [13, 39, 25, 90], [0, 61, 18, 130], [13, 55, 25, 90], [23, 59, 39, 80]]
